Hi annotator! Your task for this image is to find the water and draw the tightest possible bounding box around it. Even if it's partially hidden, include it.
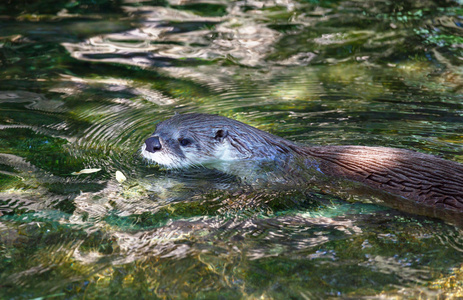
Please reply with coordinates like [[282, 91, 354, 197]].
[[1, 0, 463, 298]]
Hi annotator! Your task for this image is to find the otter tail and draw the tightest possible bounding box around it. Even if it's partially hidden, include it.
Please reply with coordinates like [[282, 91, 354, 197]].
[[304, 146, 463, 211]]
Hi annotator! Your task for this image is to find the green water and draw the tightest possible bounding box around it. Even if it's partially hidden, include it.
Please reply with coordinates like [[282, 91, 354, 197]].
[[1, 0, 463, 298]]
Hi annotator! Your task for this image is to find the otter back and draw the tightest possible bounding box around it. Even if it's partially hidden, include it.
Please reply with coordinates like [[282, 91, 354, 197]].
[[304, 146, 463, 211]]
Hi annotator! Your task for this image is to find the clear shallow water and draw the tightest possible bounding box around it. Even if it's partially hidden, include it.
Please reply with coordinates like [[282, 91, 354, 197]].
[[1, 0, 463, 298]]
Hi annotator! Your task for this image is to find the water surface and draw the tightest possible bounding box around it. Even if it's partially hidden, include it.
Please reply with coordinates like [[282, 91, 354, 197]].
[[1, 0, 463, 298]]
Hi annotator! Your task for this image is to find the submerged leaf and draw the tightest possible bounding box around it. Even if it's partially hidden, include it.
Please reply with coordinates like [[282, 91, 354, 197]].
[[71, 168, 101, 175], [115, 170, 126, 183]]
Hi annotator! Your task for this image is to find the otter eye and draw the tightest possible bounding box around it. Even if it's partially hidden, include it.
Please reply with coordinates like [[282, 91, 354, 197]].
[[179, 138, 191, 147]]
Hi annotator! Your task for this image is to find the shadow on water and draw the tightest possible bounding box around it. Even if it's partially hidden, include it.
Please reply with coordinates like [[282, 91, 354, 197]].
[[0, 0, 463, 298]]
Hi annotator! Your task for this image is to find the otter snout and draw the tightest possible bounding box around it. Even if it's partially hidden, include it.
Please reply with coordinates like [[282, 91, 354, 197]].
[[144, 136, 162, 153]]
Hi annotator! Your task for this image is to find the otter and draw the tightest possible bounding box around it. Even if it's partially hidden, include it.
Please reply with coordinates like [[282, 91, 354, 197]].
[[141, 113, 463, 212]]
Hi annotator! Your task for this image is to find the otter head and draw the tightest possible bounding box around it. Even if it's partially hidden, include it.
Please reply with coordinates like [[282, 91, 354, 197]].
[[141, 113, 299, 169], [142, 113, 246, 168]]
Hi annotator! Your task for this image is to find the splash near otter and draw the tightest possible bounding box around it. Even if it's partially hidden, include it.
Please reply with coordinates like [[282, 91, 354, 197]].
[[142, 113, 463, 211]]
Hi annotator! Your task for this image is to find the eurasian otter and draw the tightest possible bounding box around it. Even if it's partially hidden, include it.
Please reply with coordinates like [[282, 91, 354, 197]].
[[141, 113, 463, 211]]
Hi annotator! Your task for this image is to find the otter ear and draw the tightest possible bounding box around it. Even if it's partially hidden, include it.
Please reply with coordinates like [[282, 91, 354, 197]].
[[214, 129, 228, 142]]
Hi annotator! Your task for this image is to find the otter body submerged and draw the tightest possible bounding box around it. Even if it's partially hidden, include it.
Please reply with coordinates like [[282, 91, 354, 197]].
[[142, 113, 463, 211]]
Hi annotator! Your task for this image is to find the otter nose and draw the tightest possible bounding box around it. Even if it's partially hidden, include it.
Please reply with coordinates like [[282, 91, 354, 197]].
[[145, 136, 162, 153]]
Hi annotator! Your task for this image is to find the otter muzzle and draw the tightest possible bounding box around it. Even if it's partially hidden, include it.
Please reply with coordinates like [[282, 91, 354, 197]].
[[144, 136, 162, 153]]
